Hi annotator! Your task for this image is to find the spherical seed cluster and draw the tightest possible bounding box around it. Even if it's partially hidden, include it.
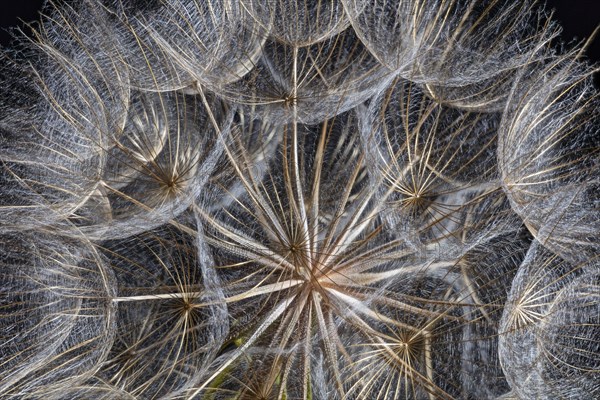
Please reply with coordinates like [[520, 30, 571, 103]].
[[0, 0, 598, 399]]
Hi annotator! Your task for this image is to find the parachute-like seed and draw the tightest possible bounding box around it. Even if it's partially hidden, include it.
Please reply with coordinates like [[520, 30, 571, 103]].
[[0, 1, 129, 232], [499, 241, 600, 399], [211, 27, 391, 125], [0, 229, 116, 398], [188, 108, 530, 398], [109, 0, 265, 93], [359, 77, 519, 250], [76, 91, 234, 241], [191, 111, 410, 397], [498, 54, 600, 264], [342, 0, 560, 111], [535, 270, 600, 398], [97, 224, 226, 398], [339, 230, 529, 400]]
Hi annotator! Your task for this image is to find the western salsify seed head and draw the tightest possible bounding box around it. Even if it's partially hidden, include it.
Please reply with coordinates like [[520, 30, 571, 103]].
[[0, 0, 598, 399]]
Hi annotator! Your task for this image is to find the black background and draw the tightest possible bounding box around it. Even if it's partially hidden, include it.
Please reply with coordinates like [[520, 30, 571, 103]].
[[1, 1, 599, 81]]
